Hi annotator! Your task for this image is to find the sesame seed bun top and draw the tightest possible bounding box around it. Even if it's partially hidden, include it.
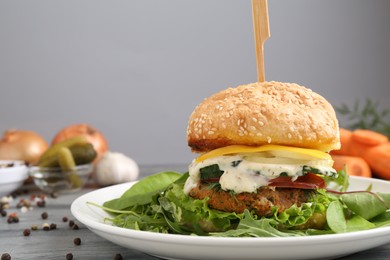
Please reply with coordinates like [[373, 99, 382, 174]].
[[187, 81, 340, 153]]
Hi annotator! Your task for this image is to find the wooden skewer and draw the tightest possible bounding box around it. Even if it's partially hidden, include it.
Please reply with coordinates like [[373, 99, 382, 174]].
[[251, 0, 270, 82]]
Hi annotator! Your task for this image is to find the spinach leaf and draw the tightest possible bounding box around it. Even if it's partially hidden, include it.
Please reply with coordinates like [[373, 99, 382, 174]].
[[340, 192, 388, 220], [371, 211, 390, 227], [327, 200, 375, 233], [103, 171, 182, 210]]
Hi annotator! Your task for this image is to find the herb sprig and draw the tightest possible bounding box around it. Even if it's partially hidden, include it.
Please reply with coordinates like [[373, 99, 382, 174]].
[[336, 98, 390, 138]]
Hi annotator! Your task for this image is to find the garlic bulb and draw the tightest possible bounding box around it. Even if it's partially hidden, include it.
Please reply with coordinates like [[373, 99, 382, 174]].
[[94, 151, 139, 186]]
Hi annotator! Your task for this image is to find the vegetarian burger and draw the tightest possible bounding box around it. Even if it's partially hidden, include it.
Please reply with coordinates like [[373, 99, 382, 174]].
[[184, 81, 341, 229]]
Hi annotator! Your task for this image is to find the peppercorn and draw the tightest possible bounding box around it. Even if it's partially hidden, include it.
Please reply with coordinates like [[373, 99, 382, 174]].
[[31, 224, 38, 231], [1, 253, 11, 260], [0, 210, 6, 217], [41, 212, 48, 219], [42, 223, 50, 231], [73, 237, 81, 246], [72, 224, 79, 230], [36, 200, 46, 208], [50, 223, 57, 230], [62, 216, 68, 222], [7, 213, 19, 224], [65, 253, 73, 260], [114, 253, 123, 260], [23, 228, 31, 236], [69, 220, 75, 227]]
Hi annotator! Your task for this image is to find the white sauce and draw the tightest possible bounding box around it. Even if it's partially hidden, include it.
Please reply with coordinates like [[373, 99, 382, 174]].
[[184, 153, 336, 194]]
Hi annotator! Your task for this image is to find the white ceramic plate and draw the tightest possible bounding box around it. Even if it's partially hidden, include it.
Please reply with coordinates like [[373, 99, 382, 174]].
[[71, 176, 390, 260]]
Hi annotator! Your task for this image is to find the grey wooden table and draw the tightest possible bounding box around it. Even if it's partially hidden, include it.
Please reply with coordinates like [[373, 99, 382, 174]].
[[1, 165, 390, 260]]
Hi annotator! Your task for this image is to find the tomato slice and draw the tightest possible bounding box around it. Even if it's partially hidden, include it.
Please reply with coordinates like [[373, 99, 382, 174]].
[[269, 173, 325, 189]]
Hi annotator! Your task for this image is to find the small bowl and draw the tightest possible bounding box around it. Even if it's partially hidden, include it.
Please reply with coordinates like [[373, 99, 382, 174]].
[[0, 160, 29, 197], [29, 164, 93, 193]]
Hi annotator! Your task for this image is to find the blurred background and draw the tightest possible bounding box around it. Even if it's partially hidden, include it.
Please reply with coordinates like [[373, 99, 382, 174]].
[[0, 0, 389, 165]]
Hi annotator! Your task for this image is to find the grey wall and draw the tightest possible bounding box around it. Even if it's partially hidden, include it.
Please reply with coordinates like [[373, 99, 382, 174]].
[[0, 1, 389, 165]]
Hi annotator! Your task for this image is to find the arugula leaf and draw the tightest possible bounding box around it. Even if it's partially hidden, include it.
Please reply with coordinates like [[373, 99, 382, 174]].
[[211, 210, 303, 237]]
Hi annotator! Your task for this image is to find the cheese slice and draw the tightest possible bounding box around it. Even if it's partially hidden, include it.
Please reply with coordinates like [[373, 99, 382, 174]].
[[195, 144, 331, 163]]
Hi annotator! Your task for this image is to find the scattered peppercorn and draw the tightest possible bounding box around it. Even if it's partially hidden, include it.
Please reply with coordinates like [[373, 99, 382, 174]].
[[72, 224, 79, 230], [42, 223, 50, 231], [36, 200, 45, 208], [50, 223, 57, 230], [114, 253, 123, 260], [16, 199, 31, 208], [1, 253, 11, 260], [73, 237, 81, 246], [1, 209, 6, 217], [69, 220, 75, 227], [31, 224, 38, 231], [7, 213, 19, 224], [23, 228, 31, 236], [41, 212, 48, 219], [65, 253, 73, 260], [62, 216, 68, 222]]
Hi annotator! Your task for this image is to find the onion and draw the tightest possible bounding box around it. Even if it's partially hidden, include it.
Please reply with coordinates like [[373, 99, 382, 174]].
[[51, 124, 109, 162], [0, 129, 49, 164]]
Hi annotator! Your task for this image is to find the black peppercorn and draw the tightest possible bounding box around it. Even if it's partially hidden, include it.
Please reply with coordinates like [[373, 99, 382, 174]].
[[41, 212, 48, 219], [114, 253, 123, 260], [73, 237, 81, 246], [62, 216, 68, 222], [50, 223, 57, 230], [69, 220, 75, 227], [1, 253, 11, 260], [36, 200, 46, 208], [65, 253, 73, 260], [23, 228, 31, 236], [72, 224, 79, 230]]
